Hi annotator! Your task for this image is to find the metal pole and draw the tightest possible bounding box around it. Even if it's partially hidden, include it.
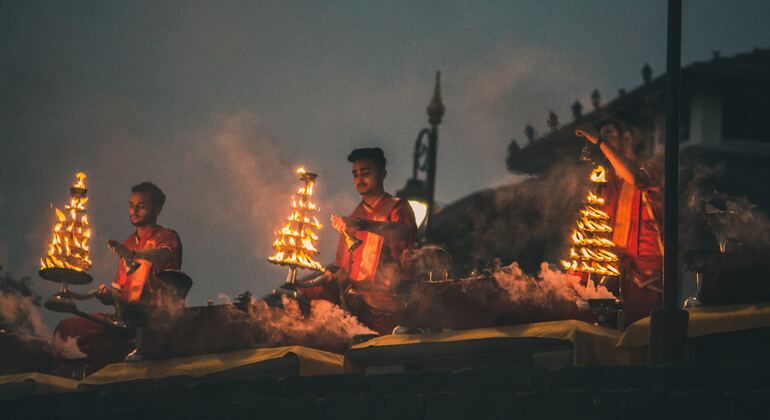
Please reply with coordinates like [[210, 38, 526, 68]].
[[425, 71, 445, 241], [663, 0, 682, 311], [425, 126, 438, 240], [648, 0, 689, 364]]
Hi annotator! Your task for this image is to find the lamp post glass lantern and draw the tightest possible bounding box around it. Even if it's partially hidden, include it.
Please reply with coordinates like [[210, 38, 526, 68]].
[[396, 178, 429, 228]]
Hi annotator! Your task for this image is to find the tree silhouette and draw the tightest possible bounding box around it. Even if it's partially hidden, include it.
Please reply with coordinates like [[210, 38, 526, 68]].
[[524, 124, 537, 142], [590, 89, 602, 111], [642, 63, 652, 84], [546, 110, 559, 131], [571, 100, 583, 120]]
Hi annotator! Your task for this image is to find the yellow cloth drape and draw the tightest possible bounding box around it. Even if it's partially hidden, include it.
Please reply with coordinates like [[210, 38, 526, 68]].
[[0, 373, 79, 394], [81, 346, 343, 387], [349, 320, 623, 366], [615, 302, 770, 363]]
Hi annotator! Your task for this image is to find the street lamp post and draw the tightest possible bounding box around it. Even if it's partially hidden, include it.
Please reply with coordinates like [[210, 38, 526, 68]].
[[397, 71, 445, 242], [648, 0, 689, 364]]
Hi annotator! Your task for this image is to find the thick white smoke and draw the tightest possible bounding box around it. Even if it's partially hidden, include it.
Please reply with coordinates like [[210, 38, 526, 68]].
[[0, 290, 51, 339]]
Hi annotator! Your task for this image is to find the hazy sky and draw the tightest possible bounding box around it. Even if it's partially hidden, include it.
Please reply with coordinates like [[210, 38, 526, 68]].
[[1, 1, 768, 323]]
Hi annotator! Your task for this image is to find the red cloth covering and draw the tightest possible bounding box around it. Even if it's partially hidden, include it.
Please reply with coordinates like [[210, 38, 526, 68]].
[[602, 161, 664, 325], [52, 313, 132, 374], [306, 194, 417, 334], [53, 225, 182, 371]]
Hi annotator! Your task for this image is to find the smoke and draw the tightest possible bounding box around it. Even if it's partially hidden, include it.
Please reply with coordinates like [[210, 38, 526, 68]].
[[52, 332, 86, 360], [0, 290, 51, 340], [403, 260, 612, 330], [144, 291, 375, 356], [433, 161, 590, 275], [682, 161, 770, 252], [493, 261, 614, 305], [241, 296, 375, 354], [168, 113, 361, 303]]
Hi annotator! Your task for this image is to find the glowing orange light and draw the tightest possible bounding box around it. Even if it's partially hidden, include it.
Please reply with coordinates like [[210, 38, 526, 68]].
[[561, 164, 620, 277], [41, 172, 93, 271], [590, 165, 607, 183], [268, 167, 325, 272]]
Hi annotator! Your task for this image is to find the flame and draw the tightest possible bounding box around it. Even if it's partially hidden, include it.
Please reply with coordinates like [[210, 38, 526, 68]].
[[580, 205, 609, 220], [586, 191, 605, 205], [73, 172, 86, 189], [41, 172, 92, 272], [269, 167, 325, 272], [590, 165, 607, 183], [562, 164, 620, 277]]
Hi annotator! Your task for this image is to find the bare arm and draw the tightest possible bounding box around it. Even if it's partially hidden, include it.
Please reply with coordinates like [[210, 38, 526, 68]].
[[107, 240, 172, 268], [331, 215, 412, 242], [132, 247, 173, 267], [575, 128, 650, 187]]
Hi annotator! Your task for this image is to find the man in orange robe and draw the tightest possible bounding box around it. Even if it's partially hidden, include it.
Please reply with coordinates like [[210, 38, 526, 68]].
[[53, 182, 182, 370], [304, 148, 417, 334], [577, 119, 663, 325]]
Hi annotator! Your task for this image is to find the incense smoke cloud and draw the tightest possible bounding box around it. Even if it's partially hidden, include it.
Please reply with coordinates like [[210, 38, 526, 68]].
[[0, 291, 51, 339], [142, 112, 359, 304], [434, 161, 590, 275], [202, 115, 357, 265], [238, 296, 374, 354], [493, 262, 614, 306], [403, 260, 613, 330], [682, 161, 770, 252]]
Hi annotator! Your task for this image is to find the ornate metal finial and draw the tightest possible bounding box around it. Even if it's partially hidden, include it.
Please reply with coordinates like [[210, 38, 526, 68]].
[[427, 71, 445, 126]]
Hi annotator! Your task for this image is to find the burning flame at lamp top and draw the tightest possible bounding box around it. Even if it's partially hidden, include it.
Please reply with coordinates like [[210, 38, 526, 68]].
[[268, 167, 325, 272], [40, 172, 93, 272], [561, 165, 621, 277]]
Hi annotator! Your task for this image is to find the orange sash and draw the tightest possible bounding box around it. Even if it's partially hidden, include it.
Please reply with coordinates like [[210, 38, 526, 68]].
[[111, 259, 152, 302], [612, 182, 636, 248], [349, 197, 400, 282]]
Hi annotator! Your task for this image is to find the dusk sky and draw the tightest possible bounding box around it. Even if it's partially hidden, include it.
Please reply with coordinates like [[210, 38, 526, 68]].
[[2, 1, 768, 324]]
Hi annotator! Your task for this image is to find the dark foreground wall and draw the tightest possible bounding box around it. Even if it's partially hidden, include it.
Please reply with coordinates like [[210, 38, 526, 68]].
[[3, 363, 770, 420]]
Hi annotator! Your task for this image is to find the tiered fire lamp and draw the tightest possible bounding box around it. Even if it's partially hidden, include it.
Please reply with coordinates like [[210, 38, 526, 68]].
[[561, 164, 621, 281], [39, 172, 94, 313], [268, 168, 326, 294], [561, 164, 623, 327]]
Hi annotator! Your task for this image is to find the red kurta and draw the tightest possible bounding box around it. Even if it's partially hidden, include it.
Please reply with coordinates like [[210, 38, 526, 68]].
[[334, 194, 417, 334], [603, 161, 663, 325], [111, 225, 182, 303]]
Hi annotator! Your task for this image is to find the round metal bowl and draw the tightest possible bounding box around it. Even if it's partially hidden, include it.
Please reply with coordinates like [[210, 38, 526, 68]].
[[43, 294, 78, 313], [39, 267, 93, 285]]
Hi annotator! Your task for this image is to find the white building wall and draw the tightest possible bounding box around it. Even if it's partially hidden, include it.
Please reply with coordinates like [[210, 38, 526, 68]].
[[688, 83, 722, 146]]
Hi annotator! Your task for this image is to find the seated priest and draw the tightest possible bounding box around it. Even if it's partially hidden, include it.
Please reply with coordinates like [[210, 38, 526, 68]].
[[301, 148, 418, 334], [53, 182, 182, 369]]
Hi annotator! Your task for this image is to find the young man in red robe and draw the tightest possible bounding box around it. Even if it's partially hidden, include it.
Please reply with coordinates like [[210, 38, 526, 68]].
[[53, 182, 182, 370], [576, 119, 663, 325], [303, 148, 418, 334]]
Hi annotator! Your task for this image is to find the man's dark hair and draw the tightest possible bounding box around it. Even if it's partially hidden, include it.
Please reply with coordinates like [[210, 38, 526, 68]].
[[131, 182, 166, 208], [347, 147, 386, 170], [596, 116, 647, 157], [596, 116, 626, 135]]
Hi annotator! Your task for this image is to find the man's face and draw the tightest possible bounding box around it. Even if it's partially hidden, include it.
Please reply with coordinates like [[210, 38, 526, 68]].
[[352, 159, 385, 196], [599, 124, 622, 149], [129, 192, 160, 227], [600, 124, 635, 159]]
